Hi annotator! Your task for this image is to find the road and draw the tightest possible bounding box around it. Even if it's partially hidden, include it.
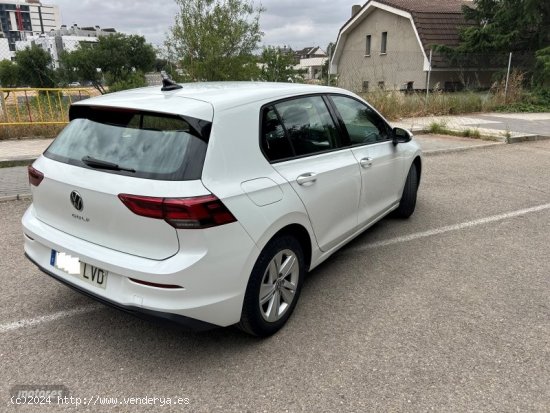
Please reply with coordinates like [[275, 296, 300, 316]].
[[1, 140, 549, 412], [0, 166, 29, 199]]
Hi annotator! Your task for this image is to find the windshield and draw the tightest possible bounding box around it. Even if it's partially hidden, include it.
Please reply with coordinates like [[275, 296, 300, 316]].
[[44, 108, 210, 181]]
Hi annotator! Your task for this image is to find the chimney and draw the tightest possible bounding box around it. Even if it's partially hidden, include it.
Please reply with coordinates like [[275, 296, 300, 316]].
[[351, 4, 361, 17]]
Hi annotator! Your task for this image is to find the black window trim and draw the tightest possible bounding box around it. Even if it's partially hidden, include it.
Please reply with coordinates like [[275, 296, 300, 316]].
[[325, 93, 393, 148], [45, 106, 211, 181], [69, 105, 212, 144], [258, 93, 350, 164]]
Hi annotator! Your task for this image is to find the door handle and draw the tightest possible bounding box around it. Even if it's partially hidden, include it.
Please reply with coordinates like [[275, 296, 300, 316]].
[[360, 157, 373, 168], [296, 173, 317, 185]]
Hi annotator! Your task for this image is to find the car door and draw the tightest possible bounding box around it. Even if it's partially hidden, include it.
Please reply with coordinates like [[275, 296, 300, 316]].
[[261, 96, 361, 252], [328, 95, 404, 226]]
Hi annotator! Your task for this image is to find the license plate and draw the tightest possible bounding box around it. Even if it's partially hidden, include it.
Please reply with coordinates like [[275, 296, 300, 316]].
[[50, 250, 108, 289]]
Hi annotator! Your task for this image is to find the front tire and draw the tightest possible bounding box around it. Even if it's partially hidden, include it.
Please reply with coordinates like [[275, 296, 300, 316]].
[[238, 236, 305, 337], [394, 163, 418, 218]]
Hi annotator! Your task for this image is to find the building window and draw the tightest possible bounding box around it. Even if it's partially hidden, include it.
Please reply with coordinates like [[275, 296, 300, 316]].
[[381, 31, 387, 54], [362, 81, 369, 92], [378, 81, 385, 90], [365, 35, 371, 56]]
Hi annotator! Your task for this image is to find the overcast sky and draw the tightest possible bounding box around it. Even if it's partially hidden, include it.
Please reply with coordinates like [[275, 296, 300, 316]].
[[44, 0, 355, 51]]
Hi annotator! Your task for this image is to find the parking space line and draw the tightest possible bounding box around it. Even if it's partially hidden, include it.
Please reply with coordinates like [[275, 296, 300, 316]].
[[0, 304, 101, 334], [348, 203, 550, 252], [1, 203, 549, 335]]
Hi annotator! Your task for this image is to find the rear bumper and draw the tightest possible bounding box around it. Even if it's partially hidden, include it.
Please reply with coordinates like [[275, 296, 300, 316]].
[[22, 205, 260, 327], [25, 253, 217, 331]]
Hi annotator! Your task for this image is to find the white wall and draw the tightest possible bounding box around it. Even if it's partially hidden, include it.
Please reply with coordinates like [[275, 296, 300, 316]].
[[337, 7, 426, 92], [0, 37, 11, 61]]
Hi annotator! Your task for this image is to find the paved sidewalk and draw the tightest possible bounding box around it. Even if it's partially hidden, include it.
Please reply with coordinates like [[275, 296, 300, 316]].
[[0, 138, 53, 164], [0, 112, 548, 167], [0, 133, 504, 201], [0, 112, 548, 200], [393, 112, 550, 142]]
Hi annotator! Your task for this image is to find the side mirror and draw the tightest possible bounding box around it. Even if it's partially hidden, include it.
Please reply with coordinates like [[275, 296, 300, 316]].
[[392, 127, 413, 145]]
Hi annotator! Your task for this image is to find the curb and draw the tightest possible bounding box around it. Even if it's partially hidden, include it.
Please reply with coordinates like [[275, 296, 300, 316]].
[[423, 142, 503, 156], [413, 128, 550, 144], [0, 193, 32, 202], [413, 129, 505, 142], [0, 158, 35, 168], [506, 134, 550, 144]]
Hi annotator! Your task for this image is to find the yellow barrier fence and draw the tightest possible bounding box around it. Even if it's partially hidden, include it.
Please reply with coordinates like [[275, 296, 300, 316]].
[[0, 87, 101, 126]]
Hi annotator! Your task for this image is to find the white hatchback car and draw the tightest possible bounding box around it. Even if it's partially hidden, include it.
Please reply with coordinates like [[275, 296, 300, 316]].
[[22, 81, 422, 336]]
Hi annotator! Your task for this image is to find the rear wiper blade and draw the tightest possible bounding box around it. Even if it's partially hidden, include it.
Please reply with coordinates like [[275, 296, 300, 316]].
[[82, 155, 136, 173]]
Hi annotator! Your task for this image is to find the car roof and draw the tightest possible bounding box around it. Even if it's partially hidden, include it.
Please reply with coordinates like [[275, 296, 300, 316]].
[[73, 82, 353, 120]]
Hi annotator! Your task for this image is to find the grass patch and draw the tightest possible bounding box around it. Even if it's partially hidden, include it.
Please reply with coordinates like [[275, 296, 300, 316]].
[[495, 89, 550, 113], [0, 124, 64, 140], [426, 121, 485, 139], [0, 159, 34, 168], [427, 120, 448, 134], [362, 89, 496, 120], [360, 71, 549, 120], [0, 88, 98, 140], [463, 128, 481, 139]]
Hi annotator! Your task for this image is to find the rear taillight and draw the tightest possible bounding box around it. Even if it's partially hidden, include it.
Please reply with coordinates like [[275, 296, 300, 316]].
[[118, 194, 237, 229], [28, 165, 44, 186]]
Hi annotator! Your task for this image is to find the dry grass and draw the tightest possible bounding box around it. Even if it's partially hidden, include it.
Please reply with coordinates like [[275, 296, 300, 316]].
[[0, 78, 532, 140], [0, 88, 99, 140], [361, 72, 526, 121], [0, 124, 64, 140], [427, 121, 483, 139]]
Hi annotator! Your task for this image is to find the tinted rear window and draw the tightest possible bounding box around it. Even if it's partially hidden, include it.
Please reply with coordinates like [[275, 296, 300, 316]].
[[44, 107, 211, 181]]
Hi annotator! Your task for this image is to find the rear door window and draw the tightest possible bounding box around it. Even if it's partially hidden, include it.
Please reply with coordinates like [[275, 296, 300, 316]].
[[260, 106, 294, 162], [329, 95, 390, 145], [44, 107, 211, 181], [260, 96, 342, 163], [275, 96, 339, 156]]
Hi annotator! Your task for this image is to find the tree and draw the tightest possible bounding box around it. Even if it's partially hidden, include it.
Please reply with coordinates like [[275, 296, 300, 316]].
[[321, 42, 336, 85], [60, 43, 105, 93], [534, 46, 550, 87], [259, 46, 301, 82], [60, 34, 156, 94], [15, 45, 55, 88], [457, 0, 550, 54], [432, 0, 550, 86], [166, 0, 264, 81], [0, 60, 20, 87]]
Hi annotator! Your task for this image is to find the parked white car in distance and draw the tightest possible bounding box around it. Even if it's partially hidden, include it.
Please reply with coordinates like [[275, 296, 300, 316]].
[[22, 81, 422, 337]]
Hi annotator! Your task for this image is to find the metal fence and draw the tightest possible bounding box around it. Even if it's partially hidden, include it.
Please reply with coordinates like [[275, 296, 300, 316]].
[[0, 88, 100, 126]]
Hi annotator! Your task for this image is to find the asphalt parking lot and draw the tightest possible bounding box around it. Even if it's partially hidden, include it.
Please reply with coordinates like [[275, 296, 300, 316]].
[[1, 140, 549, 412]]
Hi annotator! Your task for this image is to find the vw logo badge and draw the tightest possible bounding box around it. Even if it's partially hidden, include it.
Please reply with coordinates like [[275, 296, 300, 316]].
[[70, 191, 83, 211]]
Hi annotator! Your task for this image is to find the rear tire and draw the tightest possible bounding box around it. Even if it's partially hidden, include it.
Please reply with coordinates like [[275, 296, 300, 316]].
[[238, 236, 305, 337], [394, 163, 418, 218]]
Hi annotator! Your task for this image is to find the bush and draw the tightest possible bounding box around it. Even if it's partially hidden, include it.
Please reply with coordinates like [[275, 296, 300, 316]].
[[494, 89, 550, 112], [359, 71, 544, 120], [108, 71, 147, 93]]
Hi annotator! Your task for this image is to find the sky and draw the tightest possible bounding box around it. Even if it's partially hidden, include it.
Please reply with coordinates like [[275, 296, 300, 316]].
[[44, 0, 355, 51]]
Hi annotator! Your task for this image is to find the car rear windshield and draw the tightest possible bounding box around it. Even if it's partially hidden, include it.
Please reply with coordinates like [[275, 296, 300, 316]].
[[44, 106, 211, 181]]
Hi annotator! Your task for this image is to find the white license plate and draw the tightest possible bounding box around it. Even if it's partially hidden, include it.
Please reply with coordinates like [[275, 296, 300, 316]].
[[50, 250, 108, 289]]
